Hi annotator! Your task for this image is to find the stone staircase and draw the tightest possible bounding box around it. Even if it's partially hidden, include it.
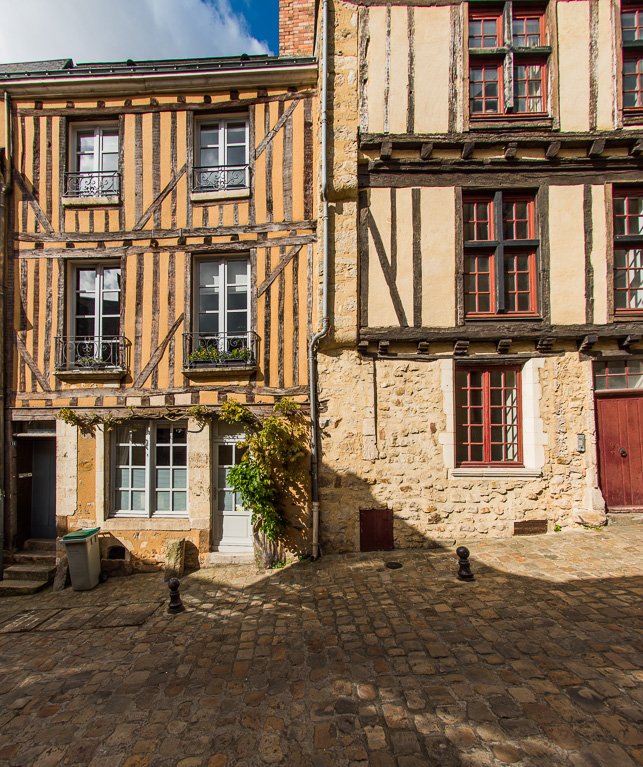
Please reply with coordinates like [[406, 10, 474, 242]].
[[0, 539, 57, 596]]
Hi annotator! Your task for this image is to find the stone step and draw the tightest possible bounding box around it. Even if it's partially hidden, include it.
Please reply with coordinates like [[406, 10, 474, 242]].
[[14, 551, 56, 567], [607, 512, 643, 527], [205, 551, 255, 566], [3, 563, 56, 583], [23, 538, 57, 553], [0, 579, 49, 597]]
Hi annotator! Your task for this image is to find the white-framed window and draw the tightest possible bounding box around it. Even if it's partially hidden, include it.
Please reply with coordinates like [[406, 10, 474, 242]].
[[111, 422, 188, 518], [67, 124, 119, 197], [68, 263, 121, 368], [196, 257, 250, 336], [194, 116, 249, 192]]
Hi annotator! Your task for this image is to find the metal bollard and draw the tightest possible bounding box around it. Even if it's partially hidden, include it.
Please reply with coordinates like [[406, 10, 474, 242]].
[[167, 577, 186, 614], [456, 546, 474, 581]]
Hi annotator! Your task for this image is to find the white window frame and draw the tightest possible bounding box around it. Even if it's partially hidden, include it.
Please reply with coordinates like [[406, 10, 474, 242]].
[[110, 422, 188, 519], [67, 123, 120, 199], [194, 115, 249, 191], [194, 256, 251, 337], [67, 262, 121, 368]]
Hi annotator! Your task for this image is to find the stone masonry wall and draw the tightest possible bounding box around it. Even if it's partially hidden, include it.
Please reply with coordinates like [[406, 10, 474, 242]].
[[316, 348, 605, 553]]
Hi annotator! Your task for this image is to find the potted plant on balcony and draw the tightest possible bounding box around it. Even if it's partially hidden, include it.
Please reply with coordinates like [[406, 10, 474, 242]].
[[188, 343, 220, 366], [74, 355, 107, 370], [223, 346, 253, 365]]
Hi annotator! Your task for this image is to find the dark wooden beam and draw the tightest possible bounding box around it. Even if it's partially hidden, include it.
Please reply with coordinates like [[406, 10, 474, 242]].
[[417, 341, 430, 353], [380, 140, 393, 160], [545, 141, 561, 159], [536, 336, 556, 352], [454, 339, 469, 355], [504, 142, 518, 160], [497, 338, 512, 353], [589, 138, 606, 157], [462, 142, 475, 160], [357, 340, 369, 354], [578, 334, 598, 352], [618, 334, 641, 349], [420, 142, 433, 160], [378, 340, 390, 355], [630, 139, 643, 156]]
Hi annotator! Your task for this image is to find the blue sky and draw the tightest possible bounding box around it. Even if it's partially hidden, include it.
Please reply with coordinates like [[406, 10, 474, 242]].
[[0, 0, 280, 65], [229, 0, 279, 55]]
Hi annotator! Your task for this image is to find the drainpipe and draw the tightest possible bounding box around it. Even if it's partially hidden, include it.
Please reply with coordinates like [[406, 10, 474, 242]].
[[308, 0, 330, 561], [0, 92, 12, 578]]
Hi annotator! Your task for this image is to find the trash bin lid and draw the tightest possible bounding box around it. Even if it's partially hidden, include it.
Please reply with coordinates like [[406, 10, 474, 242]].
[[62, 527, 100, 540]]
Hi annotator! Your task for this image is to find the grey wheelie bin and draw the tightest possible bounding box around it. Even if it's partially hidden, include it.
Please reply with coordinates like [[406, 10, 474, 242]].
[[61, 527, 101, 590]]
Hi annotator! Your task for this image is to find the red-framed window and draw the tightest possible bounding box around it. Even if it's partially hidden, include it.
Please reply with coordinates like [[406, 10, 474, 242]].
[[463, 192, 539, 318], [622, 6, 643, 111], [455, 367, 522, 466], [613, 189, 643, 314], [594, 359, 643, 391], [468, 4, 549, 118]]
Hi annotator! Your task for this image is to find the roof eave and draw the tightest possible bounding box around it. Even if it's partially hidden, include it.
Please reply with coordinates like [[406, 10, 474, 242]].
[[0, 62, 318, 98]]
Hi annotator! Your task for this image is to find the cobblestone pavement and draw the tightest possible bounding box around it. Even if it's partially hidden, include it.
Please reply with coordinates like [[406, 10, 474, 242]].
[[0, 525, 642, 767]]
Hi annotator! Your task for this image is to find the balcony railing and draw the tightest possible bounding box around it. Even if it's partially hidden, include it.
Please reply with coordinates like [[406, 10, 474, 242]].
[[183, 331, 258, 369], [55, 336, 126, 371], [64, 171, 120, 198], [192, 165, 249, 193]]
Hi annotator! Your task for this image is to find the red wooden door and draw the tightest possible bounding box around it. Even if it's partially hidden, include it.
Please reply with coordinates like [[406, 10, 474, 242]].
[[360, 508, 394, 551], [595, 393, 643, 511]]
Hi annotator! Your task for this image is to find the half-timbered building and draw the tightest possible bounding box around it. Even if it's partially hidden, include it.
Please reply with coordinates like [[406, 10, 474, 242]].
[[315, 0, 643, 552], [0, 47, 317, 571]]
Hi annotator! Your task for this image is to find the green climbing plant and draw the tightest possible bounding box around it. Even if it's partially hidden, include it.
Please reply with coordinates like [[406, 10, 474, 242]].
[[219, 398, 307, 543]]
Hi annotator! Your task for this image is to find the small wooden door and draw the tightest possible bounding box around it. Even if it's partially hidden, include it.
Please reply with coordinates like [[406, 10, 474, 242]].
[[360, 508, 394, 551], [595, 393, 643, 511], [31, 440, 57, 539]]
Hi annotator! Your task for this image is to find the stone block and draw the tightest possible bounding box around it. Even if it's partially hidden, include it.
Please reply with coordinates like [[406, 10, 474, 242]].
[[164, 538, 186, 581], [52, 555, 70, 591]]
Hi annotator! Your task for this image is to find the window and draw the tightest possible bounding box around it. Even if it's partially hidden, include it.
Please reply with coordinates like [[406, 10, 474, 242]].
[[184, 258, 257, 368], [613, 190, 643, 315], [463, 192, 538, 318], [622, 6, 643, 111], [468, 4, 549, 119], [456, 367, 522, 466], [594, 359, 643, 391], [55, 264, 123, 370], [112, 423, 187, 518], [194, 117, 249, 192], [66, 125, 119, 198]]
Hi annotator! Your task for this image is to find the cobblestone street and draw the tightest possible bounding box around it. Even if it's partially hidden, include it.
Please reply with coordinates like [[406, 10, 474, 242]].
[[0, 525, 642, 767]]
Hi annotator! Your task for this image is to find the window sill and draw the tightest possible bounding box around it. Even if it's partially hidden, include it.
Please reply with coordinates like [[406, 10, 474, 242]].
[[613, 312, 643, 320], [622, 110, 643, 126], [62, 196, 121, 207], [465, 315, 543, 322], [468, 117, 553, 131], [449, 467, 542, 479], [182, 364, 257, 379], [54, 367, 126, 382], [190, 188, 251, 203], [102, 517, 192, 531]]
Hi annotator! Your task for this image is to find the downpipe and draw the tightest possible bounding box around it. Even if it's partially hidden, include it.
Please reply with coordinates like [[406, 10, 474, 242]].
[[0, 92, 12, 579], [309, 0, 330, 561]]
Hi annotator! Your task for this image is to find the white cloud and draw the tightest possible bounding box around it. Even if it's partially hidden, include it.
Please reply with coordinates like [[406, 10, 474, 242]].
[[0, 0, 271, 65]]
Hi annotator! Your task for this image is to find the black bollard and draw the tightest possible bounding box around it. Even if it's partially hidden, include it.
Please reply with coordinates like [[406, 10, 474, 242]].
[[167, 577, 186, 614], [456, 546, 474, 581]]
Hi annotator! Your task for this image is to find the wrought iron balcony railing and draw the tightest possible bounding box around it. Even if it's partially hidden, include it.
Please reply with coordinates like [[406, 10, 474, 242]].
[[183, 331, 258, 369], [192, 165, 249, 193], [55, 336, 127, 371], [64, 171, 120, 198]]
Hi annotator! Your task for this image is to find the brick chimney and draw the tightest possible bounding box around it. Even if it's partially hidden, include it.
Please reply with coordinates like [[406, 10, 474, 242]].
[[279, 0, 315, 58]]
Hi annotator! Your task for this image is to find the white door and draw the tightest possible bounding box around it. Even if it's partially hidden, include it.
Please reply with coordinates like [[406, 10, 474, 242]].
[[212, 432, 253, 552]]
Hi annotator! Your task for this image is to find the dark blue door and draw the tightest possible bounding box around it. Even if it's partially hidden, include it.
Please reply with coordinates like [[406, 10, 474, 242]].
[[31, 440, 56, 539]]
